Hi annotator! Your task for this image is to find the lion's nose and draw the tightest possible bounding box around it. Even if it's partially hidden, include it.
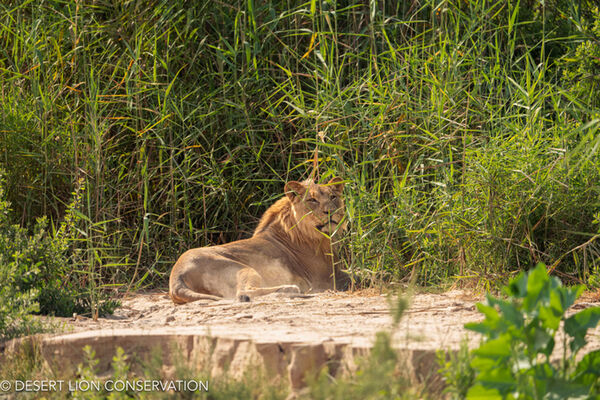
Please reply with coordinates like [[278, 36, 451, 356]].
[[326, 202, 338, 213], [325, 209, 339, 220]]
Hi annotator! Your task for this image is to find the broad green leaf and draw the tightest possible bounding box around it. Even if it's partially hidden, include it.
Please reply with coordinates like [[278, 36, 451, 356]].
[[472, 335, 513, 359], [495, 298, 524, 329], [531, 362, 555, 380], [466, 302, 502, 335], [544, 379, 591, 400], [572, 349, 600, 386], [524, 263, 550, 312], [506, 269, 528, 298], [465, 321, 489, 335], [466, 383, 504, 400], [549, 289, 566, 317], [564, 307, 600, 353], [539, 303, 561, 331], [555, 285, 584, 313], [471, 366, 515, 398], [470, 355, 503, 372], [532, 328, 555, 357]]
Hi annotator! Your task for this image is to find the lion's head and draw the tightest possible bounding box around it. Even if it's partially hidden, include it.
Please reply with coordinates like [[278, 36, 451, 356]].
[[250, 177, 349, 288], [253, 177, 347, 246], [284, 177, 346, 237]]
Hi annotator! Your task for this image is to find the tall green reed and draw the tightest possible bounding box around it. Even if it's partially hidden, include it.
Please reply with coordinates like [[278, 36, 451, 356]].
[[0, 0, 599, 298]]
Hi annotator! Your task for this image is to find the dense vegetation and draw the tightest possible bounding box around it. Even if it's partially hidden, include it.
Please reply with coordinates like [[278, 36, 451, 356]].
[[1, 0, 600, 328], [442, 264, 600, 399]]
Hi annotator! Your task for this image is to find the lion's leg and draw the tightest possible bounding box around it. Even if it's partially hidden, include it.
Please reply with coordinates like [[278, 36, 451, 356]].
[[169, 251, 242, 304], [236, 268, 301, 300]]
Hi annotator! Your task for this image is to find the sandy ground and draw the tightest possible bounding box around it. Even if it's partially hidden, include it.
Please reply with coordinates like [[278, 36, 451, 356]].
[[37, 288, 598, 353], [46, 290, 485, 350]]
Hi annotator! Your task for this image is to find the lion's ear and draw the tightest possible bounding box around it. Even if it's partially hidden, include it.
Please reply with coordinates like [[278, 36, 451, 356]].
[[327, 177, 345, 194], [285, 181, 306, 200]]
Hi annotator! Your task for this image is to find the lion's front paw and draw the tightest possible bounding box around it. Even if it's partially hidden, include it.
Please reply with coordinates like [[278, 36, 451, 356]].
[[238, 294, 251, 302], [276, 285, 301, 294]]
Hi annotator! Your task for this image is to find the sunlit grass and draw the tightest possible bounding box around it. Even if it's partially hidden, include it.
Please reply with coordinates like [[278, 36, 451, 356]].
[[0, 0, 599, 304]]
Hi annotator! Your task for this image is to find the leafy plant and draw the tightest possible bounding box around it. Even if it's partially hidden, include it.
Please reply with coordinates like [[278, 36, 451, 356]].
[[0, 235, 41, 340], [463, 263, 600, 399], [438, 340, 475, 400], [561, 7, 600, 109], [0, 171, 117, 329], [0, 173, 41, 340]]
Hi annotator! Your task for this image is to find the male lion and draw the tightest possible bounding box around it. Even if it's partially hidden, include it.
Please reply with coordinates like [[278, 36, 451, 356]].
[[169, 177, 349, 304]]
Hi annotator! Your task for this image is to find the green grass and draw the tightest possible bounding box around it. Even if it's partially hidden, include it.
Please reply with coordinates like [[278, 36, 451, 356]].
[[1, 0, 600, 319]]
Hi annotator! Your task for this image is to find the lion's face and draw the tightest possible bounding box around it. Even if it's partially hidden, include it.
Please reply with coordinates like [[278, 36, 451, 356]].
[[285, 177, 346, 236]]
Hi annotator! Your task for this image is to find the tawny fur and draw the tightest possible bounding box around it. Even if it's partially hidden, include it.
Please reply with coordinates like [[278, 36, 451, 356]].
[[169, 178, 349, 304]]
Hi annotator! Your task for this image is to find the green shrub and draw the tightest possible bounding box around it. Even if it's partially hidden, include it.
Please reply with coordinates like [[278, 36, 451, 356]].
[[0, 174, 40, 340], [0, 172, 117, 333], [561, 7, 600, 109], [0, 244, 40, 340], [446, 264, 600, 399], [438, 341, 475, 400], [447, 132, 600, 283]]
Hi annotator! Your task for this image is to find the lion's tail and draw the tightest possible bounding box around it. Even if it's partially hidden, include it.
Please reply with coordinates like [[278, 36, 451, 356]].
[[169, 286, 222, 304]]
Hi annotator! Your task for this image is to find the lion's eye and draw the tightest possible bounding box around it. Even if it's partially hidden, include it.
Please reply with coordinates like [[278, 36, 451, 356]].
[[307, 198, 318, 204], [330, 194, 337, 201]]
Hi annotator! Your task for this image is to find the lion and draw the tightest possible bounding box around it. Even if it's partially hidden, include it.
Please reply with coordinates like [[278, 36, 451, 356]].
[[169, 177, 349, 304]]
